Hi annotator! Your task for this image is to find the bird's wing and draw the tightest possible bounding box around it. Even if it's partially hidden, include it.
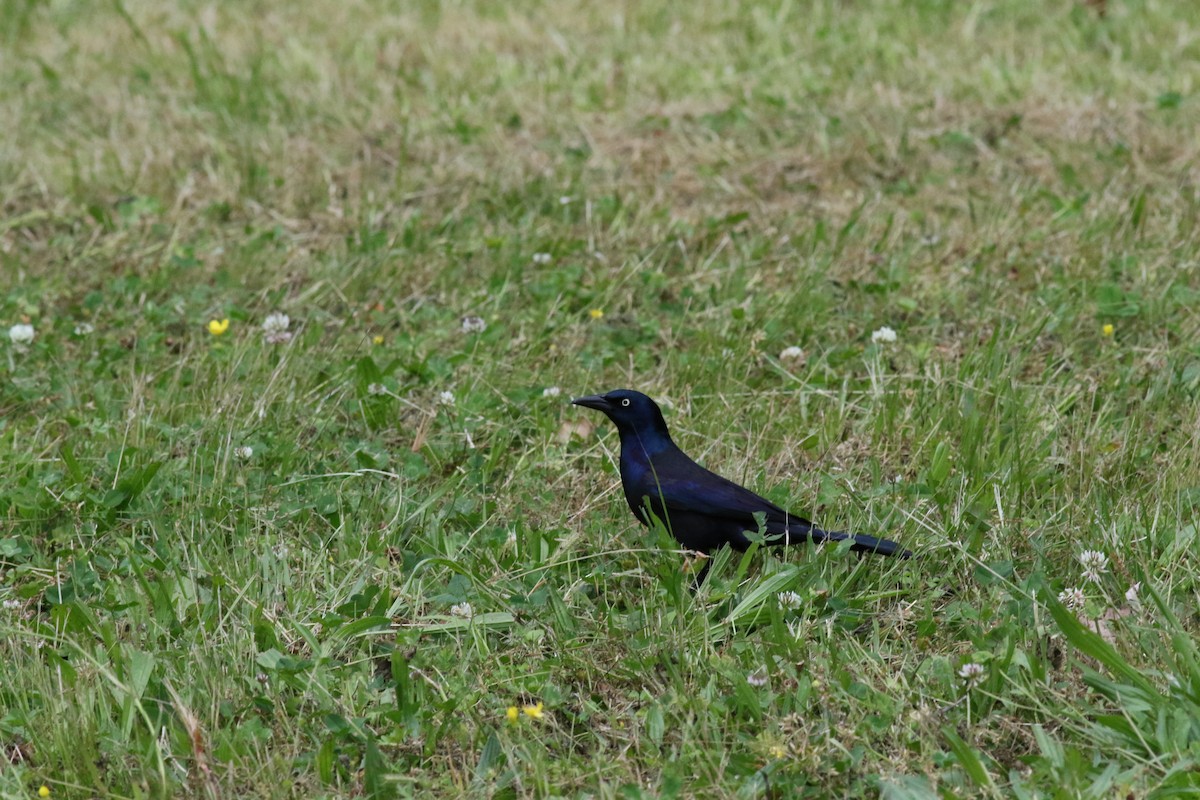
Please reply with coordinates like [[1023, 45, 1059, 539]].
[[640, 454, 809, 527]]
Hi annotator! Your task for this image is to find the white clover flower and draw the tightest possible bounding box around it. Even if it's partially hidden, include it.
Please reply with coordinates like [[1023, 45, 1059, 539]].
[[559, 196, 573, 205], [2, 599, 21, 610], [532, 252, 552, 265], [779, 346, 806, 364], [777, 591, 803, 610], [461, 315, 486, 334], [261, 312, 292, 344], [449, 602, 473, 619], [234, 446, 253, 460], [367, 383, 386, 396], [542, 386, 562, 398], [73, 322, 94, 337], [921, 234, 941, 247], [746, 668, 769, 687], [9, 323, 34, 348], [1125, 582, 1141, 610], [1058, 587, 1086, 610], [437, 391, 456, 406], [871, 326, 897, 344], [957, 662, 985, 686], [1078, 550, 1108, 583]]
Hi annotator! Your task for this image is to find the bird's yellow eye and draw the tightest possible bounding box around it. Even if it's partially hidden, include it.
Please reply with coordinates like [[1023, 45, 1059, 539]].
[[621, 398, 630, 407]]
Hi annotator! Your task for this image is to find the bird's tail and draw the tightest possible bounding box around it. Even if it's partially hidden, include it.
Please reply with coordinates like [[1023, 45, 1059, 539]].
[[838, 530, 911, 558], [769, 523, 911, 558]]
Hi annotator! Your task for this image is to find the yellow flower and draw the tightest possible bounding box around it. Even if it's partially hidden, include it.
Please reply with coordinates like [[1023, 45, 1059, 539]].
[[768, 745, 786, 760], [373, 335, 384, 345], [522, 702, 544, 720], [588, 309, 604, 320], [207, 318, 230, 336], [1102, 323, 1114, 337], [38, 787, 50, 798], [505, 706, 519, 723]]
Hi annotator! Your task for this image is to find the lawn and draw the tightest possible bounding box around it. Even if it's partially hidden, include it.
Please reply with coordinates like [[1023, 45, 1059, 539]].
[[3, 0, 1200, 797]]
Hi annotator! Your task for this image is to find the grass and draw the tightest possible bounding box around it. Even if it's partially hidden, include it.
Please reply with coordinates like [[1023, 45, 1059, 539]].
[[3, 0, 1200, 796]]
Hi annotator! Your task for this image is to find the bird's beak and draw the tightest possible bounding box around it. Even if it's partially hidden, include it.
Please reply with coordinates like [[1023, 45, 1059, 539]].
[[571, 394, 612, 412]]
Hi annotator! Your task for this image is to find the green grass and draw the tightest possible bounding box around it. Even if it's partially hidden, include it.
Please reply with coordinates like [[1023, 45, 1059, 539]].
[[3, 0, 1200, 796]]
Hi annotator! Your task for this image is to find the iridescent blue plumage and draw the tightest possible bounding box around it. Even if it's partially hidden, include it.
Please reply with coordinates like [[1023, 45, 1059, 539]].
[[573, 389, 911, 563]]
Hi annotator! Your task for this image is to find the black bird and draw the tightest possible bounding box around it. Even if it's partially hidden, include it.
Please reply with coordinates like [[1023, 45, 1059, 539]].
[[572, 389, 910, 581]]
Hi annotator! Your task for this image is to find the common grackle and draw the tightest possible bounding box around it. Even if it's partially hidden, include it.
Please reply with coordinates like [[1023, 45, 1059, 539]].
[[572, 389, 910, 581]]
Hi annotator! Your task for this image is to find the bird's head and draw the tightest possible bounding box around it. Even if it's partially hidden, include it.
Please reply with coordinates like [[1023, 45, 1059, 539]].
[[571, 389, 672, 443]]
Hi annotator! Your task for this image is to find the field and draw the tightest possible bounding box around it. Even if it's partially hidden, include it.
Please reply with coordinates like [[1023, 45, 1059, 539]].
[[3, 0, 1200, 797]]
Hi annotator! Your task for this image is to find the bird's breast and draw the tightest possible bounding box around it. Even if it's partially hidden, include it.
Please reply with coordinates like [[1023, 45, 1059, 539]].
[[618, 453, 664, 522], [618, 451, 658, 492]]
